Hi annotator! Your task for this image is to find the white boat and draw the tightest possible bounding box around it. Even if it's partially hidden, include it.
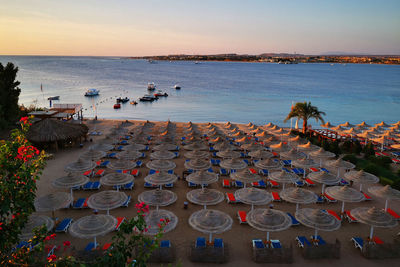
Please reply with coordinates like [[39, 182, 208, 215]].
[[147, 82, 156, 91], [84, 88, 100, 96], [174, 84, 181, 90], [139, 94, 158, 102]]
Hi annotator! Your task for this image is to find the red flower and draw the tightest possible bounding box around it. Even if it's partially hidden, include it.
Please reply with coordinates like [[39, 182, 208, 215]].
[[63, 241, 71, 247], [47, 254, 56, 262]]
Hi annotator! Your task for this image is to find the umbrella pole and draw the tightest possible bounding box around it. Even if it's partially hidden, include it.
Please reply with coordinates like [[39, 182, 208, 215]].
[[341, 201, 345, 219], [251, 204, 254, 211], [303, 170, 306, 179], [359, 184, 363, 192], [296, 203, 299, 212], [321, 184, 325, 195], [107, 209, 110, 215], [94, 236, 97, 248], [385, 199, 389, 212], [203, 205, 206, 210], [266, 231, 270, 242], [209, 233, 212, 243], [70, 188, 73, 206], [314, 229, 318, 239], [319, 158, 322, 168], [283, 183, 286, 190], [369, 226, 374, 241]]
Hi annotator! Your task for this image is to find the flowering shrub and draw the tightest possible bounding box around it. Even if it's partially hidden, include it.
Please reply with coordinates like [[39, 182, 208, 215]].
[[0, 116, 45, 263]]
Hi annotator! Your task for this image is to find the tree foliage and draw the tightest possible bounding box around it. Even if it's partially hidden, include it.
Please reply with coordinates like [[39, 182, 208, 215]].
[[284, 102, 325, 133], [0, 116, 45, 262], [0, 62, 21, 128]]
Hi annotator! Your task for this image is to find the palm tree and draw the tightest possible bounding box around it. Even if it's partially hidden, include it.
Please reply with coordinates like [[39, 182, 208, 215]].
[[284, 102, 325, 134]]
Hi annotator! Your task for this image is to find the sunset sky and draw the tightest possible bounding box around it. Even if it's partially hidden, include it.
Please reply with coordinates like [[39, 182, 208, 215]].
[[1, 0, 399, 56]]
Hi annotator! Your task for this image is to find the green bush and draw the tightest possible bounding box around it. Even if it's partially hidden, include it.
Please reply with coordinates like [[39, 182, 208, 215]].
[[342, 154, 359, 165], [363, 163, 381, 176], [366, 156, 392, 169], [392, 179, 400, 190], [379, 177, 394, 186], [329, 141, 341, 155], [351, 140, 362, 155], [340, 140, 352, 153], [363, 142, 375, 158]]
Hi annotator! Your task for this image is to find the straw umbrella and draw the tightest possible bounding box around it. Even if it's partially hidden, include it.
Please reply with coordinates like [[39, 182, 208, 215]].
[[324, 158, 355, 178], [280, 149, 306, 161], [295, 208, 341, 242], [254, 158, 282, 170], [216, 149, 241, 159], [297, 142, 319, 153], [146, 159, 176, 171], [308, 148, 335, 167], [184, 150, 209, 159], [265, 122, 274, 128], [100, 173, 134, 191], [34, 192, 72, 218], [325, 186, 365, 218], [214, 142, 236, 151], [64, 158, 96, 173], [188, 209, 233, 243], [230, 168, 261, 187], [248, 149, 273, 159], [144, 172, 178, 187], [153, 143, 177, 151], [220, 158, 247, 170], [292, 158, 318, 178], [87, 190, 128, 215], [185, 158, 211, 171], [150, 150, 176, 160], [376, 121, 391, 128], [321, 122, 335, 128], [368, 185, 400, 211], [89, 143, 114, 152], [270, 142, 291, 152], [125, 143, 147, 151], [187, 188, 225, 209], [280, 187, 318, 211], [143, 209, 178, 235], [308, 171, 340, 194], [116, 150, 142, 160], [138, 189, 177, 209], [357, 121, 371, 128], [20, 215, 54, 240], [52, 173, 89, 200], [269, 170, 298, 190], [339, 122, 355, 128], [351, 207, 398, 242], [247, 208, 292, 243], [235, 187, 272, 210], [69, 214, 117, 249], [107, 160, 136, 171], [344, 170, 379, 191], [80, 148, 106, 161], [241, 143, 264, 151], [183, 142, 209, 151], [186, 170, 219, 186]]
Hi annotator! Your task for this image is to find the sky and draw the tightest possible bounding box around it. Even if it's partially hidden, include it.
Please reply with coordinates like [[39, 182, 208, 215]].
[[0, 0, 399, 56]]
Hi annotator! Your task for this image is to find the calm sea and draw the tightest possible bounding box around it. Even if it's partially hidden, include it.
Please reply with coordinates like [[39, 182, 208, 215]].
[[1, 56, 399, 127]]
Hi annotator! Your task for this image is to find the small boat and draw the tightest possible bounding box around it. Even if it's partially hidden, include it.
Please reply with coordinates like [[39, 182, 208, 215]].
[[116, 97, 129, 103], [130, 101, 138, 105], [85, 88, 100, 96], [113, 103, 121, 109], [194, 61, 200, 64], [154, 90, 168, 97], [147, 82, 156, 91], [139, 94, 158, 102], [174, 84, 181, 90], [47, 96, 60, 100]]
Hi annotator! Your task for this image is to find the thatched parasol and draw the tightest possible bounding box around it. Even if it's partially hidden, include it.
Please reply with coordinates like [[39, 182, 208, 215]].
[[187, 188, 225, 208], [270, 142, 291, 152], [64, 158, 96, 173], [269, 170, 298, 189], [146, 160, 176, 171], [308, 171, 340, 194], [150, 150, 176, 160], [27, 119, 88, 144], [235, 187, 272, 210], [185, 158, 211, 171], [325, 186, 365, 217], [20, 215, 54, 241], [144, 172, 178, 186], [116, 150, 142, 160], [80, 148, 106, 161], [280, 149, 306, 161], [280, 187, 318, 211], [248, 149, 273, 159], [216, 150, 241, 159], [368, 185, 400, 211], [87, 190, 128, 215], [220, 158, 247, 170], [184, 150, 210, 159], [144, 210, 178, 235], [344, 170, 379, 191], [100, 173, 134, 190], [186, 170, 219, 186], [69, 214, 117, 248], [351, 207, 398, 241], [254, 158, 282, 170], [107, 160, 136, 171], [230, 168, 261, 185], [138, 189, 177, 208], [295, 208, 341, 239], [189, 209, 232, 243], [52, 173, 89, 200], [247, 208, 292, 242]]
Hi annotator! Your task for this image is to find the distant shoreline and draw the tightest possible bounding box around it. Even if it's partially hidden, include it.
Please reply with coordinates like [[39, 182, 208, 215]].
[[128, 54, 400, 65]]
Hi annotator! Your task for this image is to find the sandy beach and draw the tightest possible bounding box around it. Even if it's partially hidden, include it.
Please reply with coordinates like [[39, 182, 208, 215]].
[[34, 119, 400, 267]]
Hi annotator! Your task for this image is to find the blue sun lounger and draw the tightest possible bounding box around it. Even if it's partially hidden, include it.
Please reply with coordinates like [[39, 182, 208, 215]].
[[219, 168, 229, 176], [121, 195, 131, 207], [85, 242, 98, 251], [55, 218, 73, 232], [351, 237, 363, 250], [252, 239, 265, 249], [136, 160, 142, 167], [311, 235, 327, 245], [73, 198, 85, 209], [99, 160, 110, 167], [83, 182, 93, 190], [292, 168, 304, 175], [259, 169, 268, 176], [196, 237, 206, 248], [214, 238, 223, 248], [160, 240, 171, 248], [296, 236, 311, 248], [106, 152, 117, 158], [271, 240, 282, 248], [287, 212, 300, 226], [282, 160, 291, 166]]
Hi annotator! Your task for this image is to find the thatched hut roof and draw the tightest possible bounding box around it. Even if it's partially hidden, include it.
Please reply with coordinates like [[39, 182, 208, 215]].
[[27, 119, 88, 143]]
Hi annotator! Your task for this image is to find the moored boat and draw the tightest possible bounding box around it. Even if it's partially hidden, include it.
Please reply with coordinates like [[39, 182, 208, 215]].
[[147, 82, 156, 91], [47, 96, 60, 100], [174, 84, 181, 90], [116, 97, 130, 103], [113, 103, 121, 109], [139, 94, 158, 102], [154, 90, 168, 97], [85, 88, 100, 96]]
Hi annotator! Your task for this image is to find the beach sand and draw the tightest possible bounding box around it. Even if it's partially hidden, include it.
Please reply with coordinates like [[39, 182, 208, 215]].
[[35, 119, 400, 266]]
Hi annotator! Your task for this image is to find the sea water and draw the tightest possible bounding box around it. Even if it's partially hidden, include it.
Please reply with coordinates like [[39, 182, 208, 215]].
[[0, 56, 399, 127]]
